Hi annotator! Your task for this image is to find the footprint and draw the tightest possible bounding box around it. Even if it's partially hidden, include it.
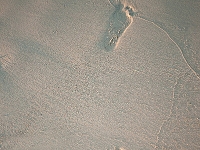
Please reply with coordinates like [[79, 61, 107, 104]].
[[103, 0, 136, 51]]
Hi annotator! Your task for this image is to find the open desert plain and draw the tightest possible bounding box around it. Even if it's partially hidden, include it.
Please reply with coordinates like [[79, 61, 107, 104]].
[[0, 0, 200, 150]]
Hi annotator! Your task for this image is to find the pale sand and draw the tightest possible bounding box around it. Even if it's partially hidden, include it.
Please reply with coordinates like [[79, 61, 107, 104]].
[[0, 0, 200, 150]]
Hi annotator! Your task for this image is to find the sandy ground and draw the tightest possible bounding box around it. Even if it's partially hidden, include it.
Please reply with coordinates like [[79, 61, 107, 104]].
[[0, 0, 200, 150]]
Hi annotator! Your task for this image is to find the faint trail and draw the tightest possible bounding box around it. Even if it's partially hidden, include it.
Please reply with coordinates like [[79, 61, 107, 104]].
[[106, 0, 200, 80], [136, 15, 200, 80]]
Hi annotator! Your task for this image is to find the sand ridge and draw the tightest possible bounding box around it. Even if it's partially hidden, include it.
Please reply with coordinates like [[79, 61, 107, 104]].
[[103, 0, 138, 51]]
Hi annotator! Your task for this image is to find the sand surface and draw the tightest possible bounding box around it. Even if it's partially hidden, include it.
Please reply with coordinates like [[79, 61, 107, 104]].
[[0, 0, 200, 150]]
